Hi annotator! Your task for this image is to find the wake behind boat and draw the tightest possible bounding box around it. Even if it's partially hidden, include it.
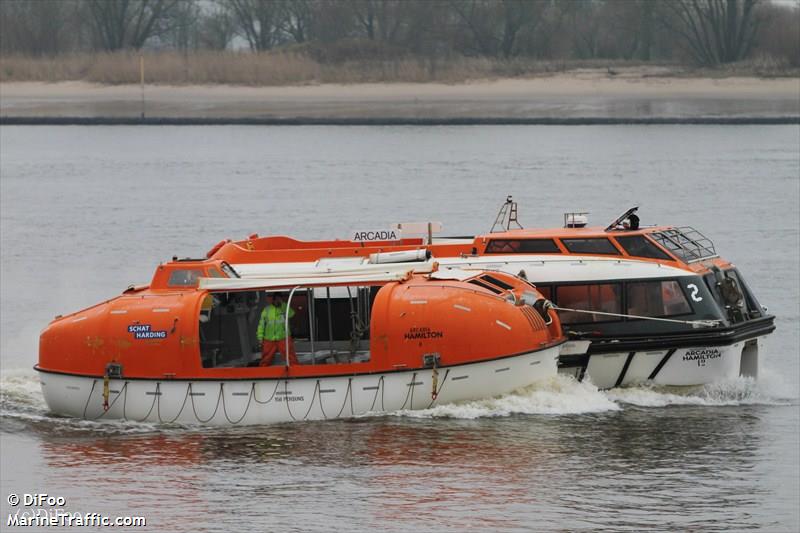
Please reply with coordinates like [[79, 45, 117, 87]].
[[208, 200, 775, 389], [36, 260, 569, 425]]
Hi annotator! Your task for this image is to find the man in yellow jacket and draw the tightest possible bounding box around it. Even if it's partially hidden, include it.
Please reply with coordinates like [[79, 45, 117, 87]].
[[257, 293, 298, 366]]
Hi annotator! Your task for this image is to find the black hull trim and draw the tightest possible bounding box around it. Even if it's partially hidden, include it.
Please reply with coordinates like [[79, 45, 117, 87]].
[[581, 316, 774, 355], [647, 349, 677, 381], [614, 352, 636, 388]]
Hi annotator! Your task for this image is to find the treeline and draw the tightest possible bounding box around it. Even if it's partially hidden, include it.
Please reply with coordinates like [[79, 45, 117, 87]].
[[1, 0, 798, 68]]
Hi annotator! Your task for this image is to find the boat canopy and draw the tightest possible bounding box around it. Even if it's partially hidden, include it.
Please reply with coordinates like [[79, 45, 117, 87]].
[[198, 263, 477, 291]]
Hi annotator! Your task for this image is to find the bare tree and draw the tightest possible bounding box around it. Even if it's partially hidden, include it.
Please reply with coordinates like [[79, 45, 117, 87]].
[[637, 0, 655, 60], [349, 0, 410, 43], [86, 0, 180, 51], [198, 5, 237, 50], [451, 0, 546, 58], [306, 0, 354, 43], [560, 0, 602, 59], [756, 2, 800, 67], [278, 0, 316, 43], [164, 0, 202, 51], [0, 0, 80, 56], [225, 0, 281, 51], [661, 0, 762, 65], [498, 0, 543, 58]]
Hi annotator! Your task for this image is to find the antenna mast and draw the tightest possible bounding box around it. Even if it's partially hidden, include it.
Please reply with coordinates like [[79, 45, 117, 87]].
[[490, 196, 523, 233]]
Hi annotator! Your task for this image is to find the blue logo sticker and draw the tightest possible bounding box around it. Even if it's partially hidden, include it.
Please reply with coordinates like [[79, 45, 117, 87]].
[[128, 324, 167, 339]]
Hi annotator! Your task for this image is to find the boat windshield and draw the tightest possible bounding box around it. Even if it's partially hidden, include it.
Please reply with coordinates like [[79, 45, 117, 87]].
[[649, 227, 717, 263], [220, 262, 240, 278]]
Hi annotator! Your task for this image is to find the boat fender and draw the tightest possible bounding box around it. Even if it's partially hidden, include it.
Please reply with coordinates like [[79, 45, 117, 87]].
[[102, 375, 109, 411], [423, 353, 441, 400], [101, 362, 122, 412], [206, 239, 229, 258]]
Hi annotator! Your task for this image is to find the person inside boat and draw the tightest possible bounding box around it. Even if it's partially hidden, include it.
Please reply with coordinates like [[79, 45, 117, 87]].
[[258, 293, 299, 366], [622, 213, 640, 230]]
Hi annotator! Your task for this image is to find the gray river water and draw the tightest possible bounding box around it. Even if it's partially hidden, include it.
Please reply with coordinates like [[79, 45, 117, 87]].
[[1, 125, 798, 532]]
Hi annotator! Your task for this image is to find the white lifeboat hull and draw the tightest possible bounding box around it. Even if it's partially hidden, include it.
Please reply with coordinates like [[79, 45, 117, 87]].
[[38, 346, 560, 426], [558, 338, 763, 389]]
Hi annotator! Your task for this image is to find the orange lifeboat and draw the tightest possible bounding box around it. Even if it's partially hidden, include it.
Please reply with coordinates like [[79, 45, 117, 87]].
[[36, 260, 565, 425]]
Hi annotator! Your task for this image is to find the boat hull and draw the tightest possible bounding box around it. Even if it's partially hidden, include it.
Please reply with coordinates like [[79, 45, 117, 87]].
[[558, 336, 765, 388], [37, 346, 559, 425]]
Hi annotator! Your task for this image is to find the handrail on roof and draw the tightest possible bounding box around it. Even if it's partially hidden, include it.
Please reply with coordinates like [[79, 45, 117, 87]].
[[650, 226, 717, 263]]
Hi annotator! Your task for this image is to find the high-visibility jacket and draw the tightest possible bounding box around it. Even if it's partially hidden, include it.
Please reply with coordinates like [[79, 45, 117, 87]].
[[257, 302, 295, 342]]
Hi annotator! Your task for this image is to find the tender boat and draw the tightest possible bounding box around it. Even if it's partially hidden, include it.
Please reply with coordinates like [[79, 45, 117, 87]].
[[207, 200, 775, 389], [36, 260, 567, 425]]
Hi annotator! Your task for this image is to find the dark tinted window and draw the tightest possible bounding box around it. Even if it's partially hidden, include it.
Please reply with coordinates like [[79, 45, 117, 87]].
[[535, 285, 552, 300], [469, 279, 503, 294], [727, 269, 763, 317], [167, 269, 201, 287], [615, 235, 672, 260], [485, 239, 561, 254], [703, 273, 723, 306], [561, 238, 620, 255], [555, 284, 622, 324], [481, 274, 514, 291], [206, 267, 225, 278], [627, 280, 692, 318]]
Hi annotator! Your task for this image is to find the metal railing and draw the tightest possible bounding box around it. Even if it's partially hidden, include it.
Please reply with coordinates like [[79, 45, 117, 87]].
[[650, 227, 718, 263]]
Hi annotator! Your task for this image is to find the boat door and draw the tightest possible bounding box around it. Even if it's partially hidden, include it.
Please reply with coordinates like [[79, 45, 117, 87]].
[[105, 293, 187, 376]]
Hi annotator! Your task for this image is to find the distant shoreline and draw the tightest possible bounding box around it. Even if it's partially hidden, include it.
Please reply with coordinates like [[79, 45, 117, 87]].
[[2, 74, 798, 123], [2, 116, 797, 125]]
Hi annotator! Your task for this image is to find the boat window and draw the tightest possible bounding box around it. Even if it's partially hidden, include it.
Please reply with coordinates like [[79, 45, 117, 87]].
[[480, 274, 514, 291], [534, 285, 552, 300], [726, 269, 763, 318], [615, 235, 672, 260], [200, 287, 375, 369], [561, 238, 621, 255], [626, 280, 692, 318], [703, 273, 724, 306], [484, 239, 561, 254], [220, 262, 240, 278], [555, 283, 622, 324], [167, 269, 202, 287], [206, 267, 225, 278], [468, 279, 503, 294], [732, 269, 761, 315]]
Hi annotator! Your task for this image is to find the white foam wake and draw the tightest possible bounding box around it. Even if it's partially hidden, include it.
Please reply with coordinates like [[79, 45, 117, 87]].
[[0, 368, 167, 434], [394, 368, 797, 420], [0, 368, 46, 409], [394, 375, 620, 419], [607, 374, 797, 408]]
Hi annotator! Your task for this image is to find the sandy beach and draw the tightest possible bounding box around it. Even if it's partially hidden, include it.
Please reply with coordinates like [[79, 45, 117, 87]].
[[1, 71, 798, 120]]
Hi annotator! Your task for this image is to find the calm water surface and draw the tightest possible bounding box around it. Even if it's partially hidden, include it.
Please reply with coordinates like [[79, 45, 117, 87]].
[[1, 126, 798, 532]]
